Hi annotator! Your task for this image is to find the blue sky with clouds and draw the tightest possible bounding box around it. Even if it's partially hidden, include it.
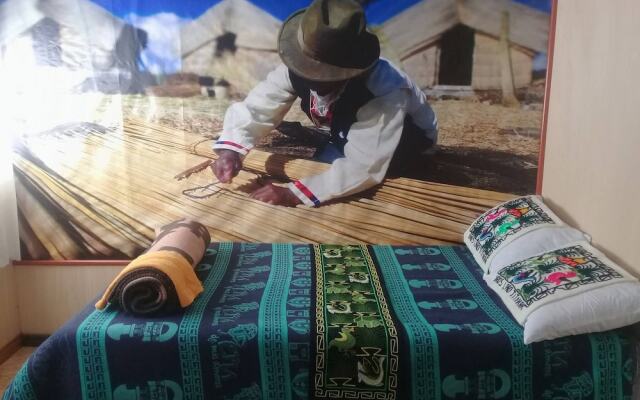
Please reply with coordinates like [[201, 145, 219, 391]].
[[91, 0, 551, 22], [89, 0, 550, 74]]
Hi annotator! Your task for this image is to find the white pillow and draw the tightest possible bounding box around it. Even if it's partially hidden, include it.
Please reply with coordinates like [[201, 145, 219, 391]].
[[484, 241, 640, 344], [490, 226, 588, 271], [464, 195, 588, 273], [524, 281, 640, 344]]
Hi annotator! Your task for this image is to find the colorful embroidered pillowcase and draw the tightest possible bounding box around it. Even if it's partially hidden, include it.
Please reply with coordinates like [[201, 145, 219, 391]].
[[464, 195, 586, 273], [484, 241, 640, 344], [523, 281, 640, 344]]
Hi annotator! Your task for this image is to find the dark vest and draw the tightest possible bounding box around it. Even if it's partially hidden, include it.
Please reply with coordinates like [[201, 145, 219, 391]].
[[289, 70, 374, 152]]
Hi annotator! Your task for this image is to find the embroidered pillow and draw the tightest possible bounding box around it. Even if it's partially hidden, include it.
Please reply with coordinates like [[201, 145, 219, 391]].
[[464, 195, 586, 273], [523, 281, 640, 344], [485, 242, 639, 331]]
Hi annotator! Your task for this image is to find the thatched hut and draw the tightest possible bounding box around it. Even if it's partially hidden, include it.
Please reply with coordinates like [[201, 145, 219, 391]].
[[377, 0, 549, 90], [0, 0, 147, 93], [180, 0, 283, 95]]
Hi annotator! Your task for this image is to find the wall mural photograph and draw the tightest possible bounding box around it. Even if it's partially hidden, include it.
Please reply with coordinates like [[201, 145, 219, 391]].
[[0, 0, 552, 260]]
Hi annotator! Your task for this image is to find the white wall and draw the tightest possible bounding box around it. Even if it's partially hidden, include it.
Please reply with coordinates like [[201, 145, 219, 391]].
[[0, 266, 20, 348], [542, 0, 640, 276], [15, 265, 122, 334]]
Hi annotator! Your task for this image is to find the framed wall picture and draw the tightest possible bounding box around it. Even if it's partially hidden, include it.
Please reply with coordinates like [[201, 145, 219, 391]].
[[0, 0, 554, 261]]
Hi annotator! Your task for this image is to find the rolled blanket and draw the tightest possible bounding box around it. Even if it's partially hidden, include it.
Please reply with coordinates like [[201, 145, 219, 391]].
[[95, 219, 211, 315]]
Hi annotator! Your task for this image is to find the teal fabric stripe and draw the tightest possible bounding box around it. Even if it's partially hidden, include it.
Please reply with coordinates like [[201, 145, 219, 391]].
[[76, 308, 118, 400], [588, 333, 623, 400], [441, 247, 532, 400], [372, 245, 441, 400], [259, 244, 293, 400], [178, 242, 233, 400], [4, 361, 37, 400], [590, 335, 602, 399]]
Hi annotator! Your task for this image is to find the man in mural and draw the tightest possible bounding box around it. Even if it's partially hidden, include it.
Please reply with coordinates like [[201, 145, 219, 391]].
[[212, 0, 437, 207]]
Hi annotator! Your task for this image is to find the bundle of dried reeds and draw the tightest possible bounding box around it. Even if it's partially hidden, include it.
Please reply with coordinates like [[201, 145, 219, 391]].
[[14, 118, 514, 260]]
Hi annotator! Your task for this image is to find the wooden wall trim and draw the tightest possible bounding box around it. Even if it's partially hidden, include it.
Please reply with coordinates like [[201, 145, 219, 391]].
[[0, 335, 22, 366], [20, 335, 49, 347], [536, 0, 559, 194], [0, 335, 49, 367], [13, 260, 130, 267]]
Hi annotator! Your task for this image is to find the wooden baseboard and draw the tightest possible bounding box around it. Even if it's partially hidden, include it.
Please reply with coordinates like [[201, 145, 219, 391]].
[[0, 335, 22, 366], [0, 334, 50, 365], [21, 335, 48, 347]]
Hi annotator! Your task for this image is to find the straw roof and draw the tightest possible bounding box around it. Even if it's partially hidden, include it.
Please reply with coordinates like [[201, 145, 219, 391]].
[[0, 0, 124, 51], [0, 0, 43, 45], [181, 0, 282, 58], [379, 0, 549, 60]]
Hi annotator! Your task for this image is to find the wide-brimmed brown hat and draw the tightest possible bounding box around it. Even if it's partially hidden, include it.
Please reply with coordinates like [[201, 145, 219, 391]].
[[278, 0, 380, 82]]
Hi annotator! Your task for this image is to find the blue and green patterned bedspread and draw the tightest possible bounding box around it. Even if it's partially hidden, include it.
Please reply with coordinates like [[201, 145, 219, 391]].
[[3, 244, 636, 399]]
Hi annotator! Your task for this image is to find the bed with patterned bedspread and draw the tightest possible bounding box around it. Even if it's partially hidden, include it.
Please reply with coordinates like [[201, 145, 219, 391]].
[[3, 243, 637, 400]]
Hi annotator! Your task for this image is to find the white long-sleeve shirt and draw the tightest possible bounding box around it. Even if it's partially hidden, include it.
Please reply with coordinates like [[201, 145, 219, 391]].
[[213, 59, 438, 206]]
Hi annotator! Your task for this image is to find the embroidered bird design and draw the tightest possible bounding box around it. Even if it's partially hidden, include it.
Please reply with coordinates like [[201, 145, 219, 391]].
[[485, 208, 508, 223], [351, 290, 376, 304], [323, 249, 342, 258], [558, 256, 587, 267], [327, 301, 353, 314], [479, 228, 494, 244], [512, 270, 536, 285], [497, 216, 521, 235], [328, 327, 356, 352], [507, 206, 530, 218], [358, 355, 386, 387], [325, 263, 347, 275], [348, 272, 370, 284], [545, 271, 578, 286]]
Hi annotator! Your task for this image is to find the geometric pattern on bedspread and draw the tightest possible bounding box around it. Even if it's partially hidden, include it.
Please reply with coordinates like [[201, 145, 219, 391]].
[[3, 243, 636, 400], [313, 244, 399, 399]]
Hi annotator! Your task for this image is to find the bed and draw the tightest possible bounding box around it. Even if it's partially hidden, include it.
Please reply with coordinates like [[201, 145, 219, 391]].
[[3, 243, 637, 399]]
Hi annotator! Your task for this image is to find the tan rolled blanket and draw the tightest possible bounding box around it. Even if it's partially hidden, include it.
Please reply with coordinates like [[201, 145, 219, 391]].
[[95, 219, 211, 315]]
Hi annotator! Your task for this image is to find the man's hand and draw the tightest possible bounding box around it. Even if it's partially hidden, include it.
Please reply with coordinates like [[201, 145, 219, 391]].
[[250, 183, 303, 207], [212, 149, 242, 183]]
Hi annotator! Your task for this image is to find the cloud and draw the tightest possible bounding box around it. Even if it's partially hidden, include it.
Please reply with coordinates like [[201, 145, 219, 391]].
[[125, 12, 190, 75]]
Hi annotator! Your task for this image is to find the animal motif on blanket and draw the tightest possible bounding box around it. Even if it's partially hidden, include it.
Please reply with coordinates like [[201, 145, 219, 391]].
[[325, 263, 347, 275], [348, 272, 370, 284], [329, 327, 356, 352], [345, 259, 367, 267], [358, 354, 387, 387], [326, 281, 351, 294], [351, 290, 376, 304], [354, 313, 384, 328], [327, 301, 353, 314], [323, 249, 343, 258]]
